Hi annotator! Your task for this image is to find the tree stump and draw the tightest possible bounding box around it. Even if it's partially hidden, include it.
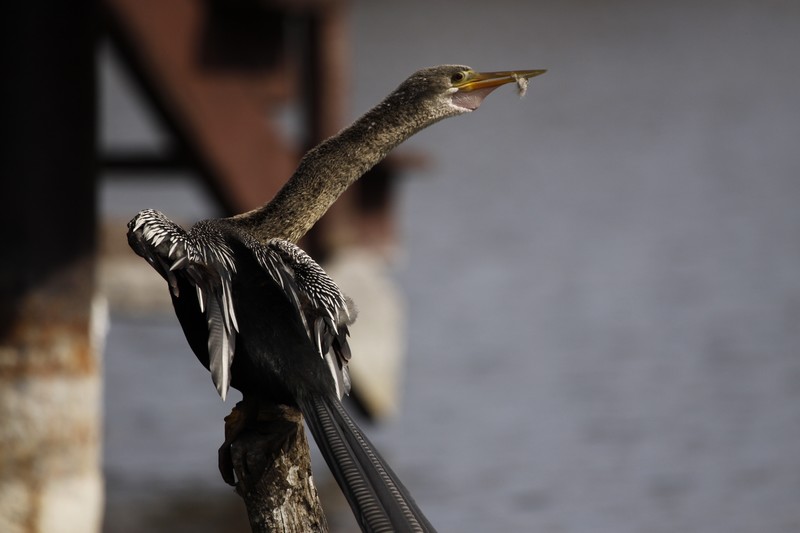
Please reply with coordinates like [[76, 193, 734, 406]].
[[229, 403, 329, 533]]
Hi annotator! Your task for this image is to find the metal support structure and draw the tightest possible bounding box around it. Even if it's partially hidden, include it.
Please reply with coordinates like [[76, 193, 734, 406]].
[[102, 0, 413, 256]]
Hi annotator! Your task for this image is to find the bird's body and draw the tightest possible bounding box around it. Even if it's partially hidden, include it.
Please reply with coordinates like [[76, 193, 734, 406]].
[[128, 65, 545, 532], [128, 210, 435, 531]]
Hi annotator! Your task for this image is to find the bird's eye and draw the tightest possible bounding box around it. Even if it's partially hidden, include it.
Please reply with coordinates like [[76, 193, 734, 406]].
[[451, 71, 468, 84]]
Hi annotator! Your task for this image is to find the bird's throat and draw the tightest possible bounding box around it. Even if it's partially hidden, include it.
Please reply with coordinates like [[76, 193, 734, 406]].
[[451, 86, 498, 111]]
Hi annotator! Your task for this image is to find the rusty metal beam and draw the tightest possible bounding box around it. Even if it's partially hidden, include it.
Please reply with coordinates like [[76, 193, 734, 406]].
[[103, 0, 300, 214]]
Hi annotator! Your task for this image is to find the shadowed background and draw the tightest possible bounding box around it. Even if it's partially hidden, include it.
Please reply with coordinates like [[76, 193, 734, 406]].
[[101, 1, 800, 532]]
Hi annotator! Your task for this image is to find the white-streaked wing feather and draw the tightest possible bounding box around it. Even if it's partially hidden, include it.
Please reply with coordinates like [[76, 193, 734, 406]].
[[252, 238, 356, 398], [127, 210, 239, 401], [206, 292, 232, 401]]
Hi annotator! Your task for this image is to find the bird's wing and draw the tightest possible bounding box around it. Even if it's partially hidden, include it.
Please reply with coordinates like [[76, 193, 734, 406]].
[[127, 210, 238, 401], [252, 239, 356, 399]]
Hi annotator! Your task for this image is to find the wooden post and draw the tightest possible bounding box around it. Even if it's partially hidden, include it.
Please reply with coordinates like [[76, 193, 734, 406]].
[[0, 1, 102, 532], [229, 404, 329, 533]]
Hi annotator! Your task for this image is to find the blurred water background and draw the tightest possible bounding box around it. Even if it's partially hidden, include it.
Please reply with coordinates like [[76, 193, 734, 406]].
[[101, 1, 800, 531]]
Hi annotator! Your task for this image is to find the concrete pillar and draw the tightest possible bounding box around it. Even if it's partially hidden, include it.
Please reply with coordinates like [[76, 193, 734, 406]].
[[0, 1, 103, 532]]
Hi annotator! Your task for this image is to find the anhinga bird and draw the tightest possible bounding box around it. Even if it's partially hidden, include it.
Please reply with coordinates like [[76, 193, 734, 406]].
[[127, 65, 545, 532]]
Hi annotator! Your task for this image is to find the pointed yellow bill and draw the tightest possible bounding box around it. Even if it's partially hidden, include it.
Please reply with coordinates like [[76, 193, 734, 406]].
[[453, 69, 547, 92]]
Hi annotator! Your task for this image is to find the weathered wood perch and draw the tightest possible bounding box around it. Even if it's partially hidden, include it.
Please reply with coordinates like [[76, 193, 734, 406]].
[[229, 402, 329, 533]]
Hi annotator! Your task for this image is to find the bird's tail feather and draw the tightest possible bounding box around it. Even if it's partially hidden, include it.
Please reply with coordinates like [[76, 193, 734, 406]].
[[299, 394, 436, 533]]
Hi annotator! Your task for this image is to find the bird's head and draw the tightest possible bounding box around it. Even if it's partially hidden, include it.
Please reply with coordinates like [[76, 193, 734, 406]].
[[392, 65, 546, 120]]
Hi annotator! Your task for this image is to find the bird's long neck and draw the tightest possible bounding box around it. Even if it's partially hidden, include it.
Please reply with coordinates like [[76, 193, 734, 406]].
[[229, 87, 448, 243]]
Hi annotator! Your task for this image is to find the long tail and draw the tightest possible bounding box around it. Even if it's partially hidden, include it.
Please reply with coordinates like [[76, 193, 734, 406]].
[[298, 394, 436, 533]]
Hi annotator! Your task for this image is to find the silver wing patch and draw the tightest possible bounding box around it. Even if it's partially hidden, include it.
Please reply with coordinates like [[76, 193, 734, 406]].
[[128, 210, 239, 401], [252, 238, 356, 399]]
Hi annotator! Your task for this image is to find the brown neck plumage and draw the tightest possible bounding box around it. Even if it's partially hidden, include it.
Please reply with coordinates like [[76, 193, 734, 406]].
[[228, 85, 455, 243]]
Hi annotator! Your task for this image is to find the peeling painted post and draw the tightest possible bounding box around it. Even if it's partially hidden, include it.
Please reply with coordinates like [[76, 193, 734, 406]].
[[230, 404, 329, 533], [0, 2, 103, 532]]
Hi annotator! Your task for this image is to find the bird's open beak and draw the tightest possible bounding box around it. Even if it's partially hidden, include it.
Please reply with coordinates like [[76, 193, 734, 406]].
[[450, 69, 546, 111], [454, 69, 546, 92]]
